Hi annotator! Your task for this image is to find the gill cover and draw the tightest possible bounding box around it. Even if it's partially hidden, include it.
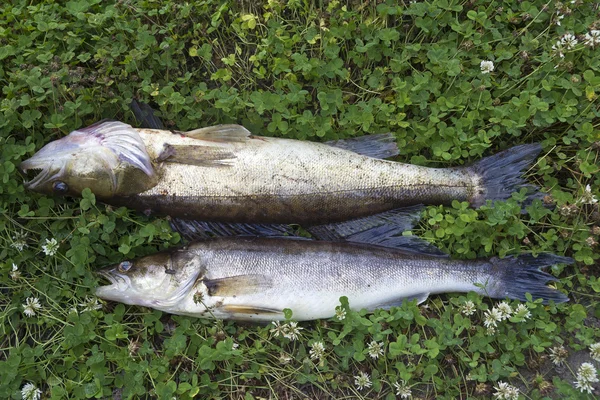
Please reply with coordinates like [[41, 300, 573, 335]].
[[20, 121, 156, 197], [95, 249, 204, 308]]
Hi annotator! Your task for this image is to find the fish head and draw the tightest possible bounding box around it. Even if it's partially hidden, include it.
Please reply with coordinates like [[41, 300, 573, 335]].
[[95, 250, 203, 308], [20, 121, 156, 198]]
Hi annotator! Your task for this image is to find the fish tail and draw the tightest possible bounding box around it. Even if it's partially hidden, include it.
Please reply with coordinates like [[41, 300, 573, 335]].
[[489, 253, 571, 304], [468, 143, 543, 207]]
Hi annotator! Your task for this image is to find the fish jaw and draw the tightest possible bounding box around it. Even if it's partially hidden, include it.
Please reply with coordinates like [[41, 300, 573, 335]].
[[20, 121, 157, 198], [95, 268, 136, 304]]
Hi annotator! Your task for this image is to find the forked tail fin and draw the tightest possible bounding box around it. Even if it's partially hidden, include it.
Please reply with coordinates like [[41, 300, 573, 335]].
[[491, 253, 571, 304], [468, 143, 543, 207]]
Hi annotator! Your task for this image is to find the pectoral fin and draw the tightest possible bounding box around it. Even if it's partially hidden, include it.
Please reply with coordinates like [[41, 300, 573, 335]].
[[157, 144, 236, 166], [203, 274, 272, 297], [183, 124, 251, 142], [220, 304, 283, 316]]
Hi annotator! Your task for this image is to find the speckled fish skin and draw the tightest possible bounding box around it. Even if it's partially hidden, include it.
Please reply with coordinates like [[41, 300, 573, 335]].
[[125, 128, 473, 224], [95, 237, 569, 322], [20, 121, 542, 224]]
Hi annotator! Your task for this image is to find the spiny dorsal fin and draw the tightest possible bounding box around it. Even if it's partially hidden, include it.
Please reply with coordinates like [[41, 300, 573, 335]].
[[182, 124, 251, 142], [203, 274, 273, 297], [130, 100, 165, 130], [169, 219, 298, 241], [307, 206, 448, 257], [325, 133, 399, 159]]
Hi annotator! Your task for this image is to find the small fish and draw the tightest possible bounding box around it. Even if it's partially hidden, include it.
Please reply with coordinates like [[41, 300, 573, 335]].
[[95, 236, 570, 321], [20, 118, 542, 224]]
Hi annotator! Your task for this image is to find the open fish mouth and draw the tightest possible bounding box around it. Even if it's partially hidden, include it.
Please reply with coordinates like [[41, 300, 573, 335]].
[[96, 269, 130, 287], [19, 165, 52, 189], [23, 167, 43, 181]]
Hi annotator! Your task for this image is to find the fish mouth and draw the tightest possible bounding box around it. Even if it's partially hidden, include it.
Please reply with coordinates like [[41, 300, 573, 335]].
[[19, 157, 66, 190], [20, 165, 51, 189], [95, 269, 131, 300]]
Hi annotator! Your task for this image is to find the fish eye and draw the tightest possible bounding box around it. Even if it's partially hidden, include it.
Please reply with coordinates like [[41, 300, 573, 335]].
[[52, 181, 69, 194], [118, 261, 132, 273]]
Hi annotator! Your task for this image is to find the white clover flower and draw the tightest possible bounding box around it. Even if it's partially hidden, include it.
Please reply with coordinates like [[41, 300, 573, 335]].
[[282, 321, 303, 341], [552, 41, 565, 58], [493, 381, 520, 400], [270, 321, 286, 338], [393, 380, 412, 398], [561, 33, 578, 49], [555, 12, 564, 26], [579, 184, 598, 205], [10, 263, 21, 280], [461, 300, 476, 316], [590, 342, 600, 362], [354, 371, 372, 390], [79, 296, 102, 312], [21, 382, 42, 400], [367, 341, 384, 359], [584, 30, 600, 48], [231, 342, 239, 350], [480, 60, 495, 74], [11, 231, 28, 251], [279, 352, 292, 365], [309, 341, 326, 360], [270, 321, 303, 340], [574, 362, 599, 394], [549, 345, 568, 366], [484, 308, 502, 328], [514, 304, 531, 320], [41, 238, 59, 256], [496, 302, 513, 320], [23, 297, 42, 317], [486, 326, 497, 336], [335, 306, 346, 320]]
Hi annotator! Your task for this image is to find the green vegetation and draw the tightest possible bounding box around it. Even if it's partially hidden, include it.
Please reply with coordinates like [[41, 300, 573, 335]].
[[1, 0, 599, 398]]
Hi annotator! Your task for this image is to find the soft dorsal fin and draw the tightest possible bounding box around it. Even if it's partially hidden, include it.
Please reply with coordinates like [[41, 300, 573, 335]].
[[182, 124, 251, 142], [325, 133, 400, 159], [306, 206, 448, 257]]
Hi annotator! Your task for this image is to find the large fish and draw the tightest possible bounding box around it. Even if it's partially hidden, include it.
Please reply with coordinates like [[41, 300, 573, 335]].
[[95, 236, 570, 321], [20, 119, 542, 224]]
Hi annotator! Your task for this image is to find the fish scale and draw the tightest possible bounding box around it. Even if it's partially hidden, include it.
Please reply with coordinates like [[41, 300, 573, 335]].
[[121, 128, 475, 223], [96, 237, 570, 321], [21, 121, 542, 224]]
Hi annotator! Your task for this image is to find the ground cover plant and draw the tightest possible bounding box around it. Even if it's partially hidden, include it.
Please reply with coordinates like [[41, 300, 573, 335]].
[[1, 0, 599, 398]]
